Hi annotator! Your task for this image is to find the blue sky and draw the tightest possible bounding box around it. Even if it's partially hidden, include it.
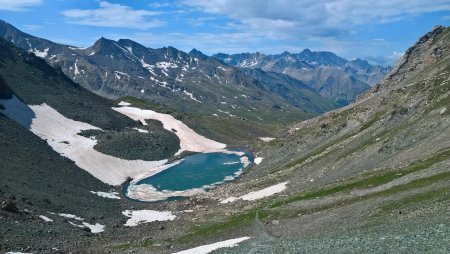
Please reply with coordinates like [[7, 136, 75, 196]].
[[1, 0, 449, 66]]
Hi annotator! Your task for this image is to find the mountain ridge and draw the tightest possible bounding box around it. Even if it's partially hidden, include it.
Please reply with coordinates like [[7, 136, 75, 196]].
[[213, 49, 391, 105], [0, 19, 339, 122]]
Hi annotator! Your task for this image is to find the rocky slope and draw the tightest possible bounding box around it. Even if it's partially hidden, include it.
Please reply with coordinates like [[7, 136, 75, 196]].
[[214, 49, 390, 105], [0, 20, 338, 123], [161, 26, 449, 253]]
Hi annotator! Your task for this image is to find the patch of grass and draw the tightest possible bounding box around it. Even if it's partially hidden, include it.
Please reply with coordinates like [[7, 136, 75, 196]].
[[112, 243, 132, 251], [358, 111, 385, 132], [112, 239, 160, 251], [270, 148, 450, 208], [370, 171, 450, 200], [376, 184, 449, 215], [276, 171, 450, 221], [176, 210, 258, 244]]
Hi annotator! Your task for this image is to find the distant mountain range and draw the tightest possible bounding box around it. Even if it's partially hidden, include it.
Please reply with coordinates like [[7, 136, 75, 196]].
[[0, 20, 340, 122], [213, 50, 391, 105]]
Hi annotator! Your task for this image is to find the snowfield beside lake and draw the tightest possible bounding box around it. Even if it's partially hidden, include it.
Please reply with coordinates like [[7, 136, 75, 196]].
[[28, 104, 168, 186], [221, 181, 289, 203], [112, 106, 226, 155], [173, 237, 251, 254]]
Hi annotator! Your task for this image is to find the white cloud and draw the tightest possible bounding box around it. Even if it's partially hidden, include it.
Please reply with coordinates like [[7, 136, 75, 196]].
[[0, 0, 42, 11], [387, 51, 405, 63], [183, 0, 450, 38], [365, 51, 405, 66], [149, 2, 172, 9], [62, 1, 165, 30]]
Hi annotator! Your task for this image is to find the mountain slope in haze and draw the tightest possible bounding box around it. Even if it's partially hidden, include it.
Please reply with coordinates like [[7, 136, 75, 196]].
[[214, 49, 390, 105], [0, 20, 338, 123]]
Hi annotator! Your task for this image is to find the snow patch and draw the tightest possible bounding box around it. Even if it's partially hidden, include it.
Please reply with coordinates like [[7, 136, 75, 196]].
[[29, 48, 49, 58], [122, 210, 176, 227], [68, 46, 88, 50], [118, 101, 131, 106], [183, 90, 202, 103], [173, 237, 251, 254], [69, 221, 105, 233], [82, 222, 105, 233], [254, 157, 263, 164], [140, 58, 158, 76], [156, 61, 178, 71], [90, 191, 121, 199], [259, 137, 275, 142], [39, 215, 53, 222], [133, 128, 149, 133], [58, 213, 105, 233], [112, 106, 226, 156], [218, 109, 235, 117], [221, 182, 288, 203], [28, 104, 167, 185], [58, 213, 84, 221], [74, 59, 84, 76]]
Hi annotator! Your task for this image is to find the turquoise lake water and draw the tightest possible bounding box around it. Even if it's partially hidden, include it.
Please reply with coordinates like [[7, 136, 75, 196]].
[[135, 150, 251, 192]]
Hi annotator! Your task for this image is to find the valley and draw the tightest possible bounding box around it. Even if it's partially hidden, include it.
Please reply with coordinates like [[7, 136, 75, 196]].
[[0, 15, 449, 254]]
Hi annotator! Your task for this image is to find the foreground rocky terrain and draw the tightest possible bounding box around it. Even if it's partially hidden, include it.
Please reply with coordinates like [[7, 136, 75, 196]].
[[0, 24, 448, 254]]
